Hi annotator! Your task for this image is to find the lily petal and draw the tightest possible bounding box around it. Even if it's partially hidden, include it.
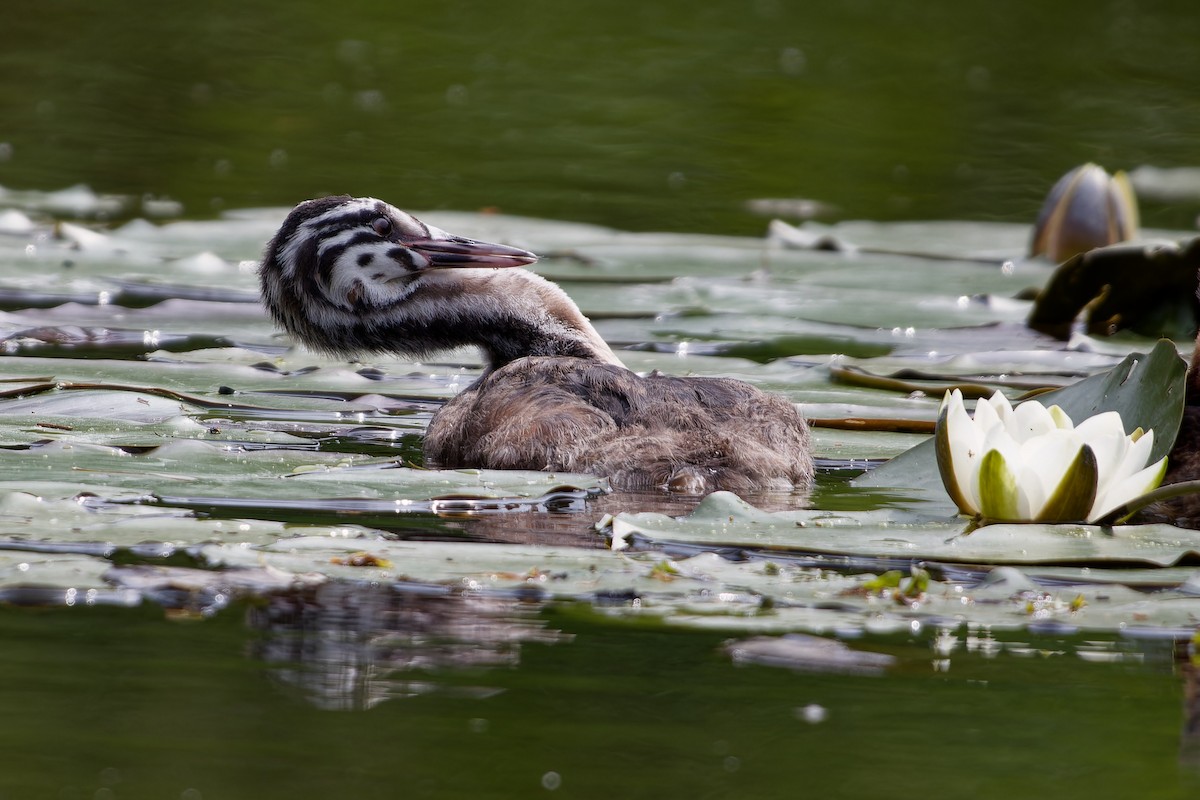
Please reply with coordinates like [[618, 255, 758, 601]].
[[1016, 428, 1084, 516], [1011, 399, 1060, 443], [1037, 443, 1099, 522], [1089, 428, 1156, 520], [1015, 461, 1047, 520], [935, 392, 978, 515], [984, 392, 1015, 428], [1074, 411, 1127, 441], [976, 442, 1023, 522], [1090, 455, 1168, 521], [1087, 432, 1130, 499], [972, 393, 1005, 435], [1048, 405, 1074, 430], [1112, 428, 1155, 486]]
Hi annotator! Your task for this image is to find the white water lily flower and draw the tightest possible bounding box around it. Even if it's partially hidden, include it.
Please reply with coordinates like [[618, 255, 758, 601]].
[[935, 389, 1167, 523]]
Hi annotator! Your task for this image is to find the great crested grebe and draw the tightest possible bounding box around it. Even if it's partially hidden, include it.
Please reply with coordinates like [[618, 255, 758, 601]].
[[259, 196, 813, 494]]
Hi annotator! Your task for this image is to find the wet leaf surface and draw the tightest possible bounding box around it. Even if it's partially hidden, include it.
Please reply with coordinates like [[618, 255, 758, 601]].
[[1, 203, 1198, 636]]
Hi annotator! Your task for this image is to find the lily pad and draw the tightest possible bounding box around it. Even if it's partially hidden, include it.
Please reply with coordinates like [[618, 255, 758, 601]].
[[3, 204, 1200, 641], [608, 491, 1200, 568]]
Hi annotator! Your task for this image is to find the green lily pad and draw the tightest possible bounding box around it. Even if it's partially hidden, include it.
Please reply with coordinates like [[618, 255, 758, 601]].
[[609, 491, 1200, 567], [4, 206, 1200, 640]]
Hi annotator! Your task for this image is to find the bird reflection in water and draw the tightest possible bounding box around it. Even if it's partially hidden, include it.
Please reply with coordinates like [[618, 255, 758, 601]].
[[246, 582, 566, 711], [418, 486, 812, 548]]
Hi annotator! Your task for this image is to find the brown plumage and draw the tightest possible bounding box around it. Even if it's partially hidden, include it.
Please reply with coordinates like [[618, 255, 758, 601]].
[[259, 196, 813, 494], [1153, 340, 1200, 526], [426, 358, 811, 493]]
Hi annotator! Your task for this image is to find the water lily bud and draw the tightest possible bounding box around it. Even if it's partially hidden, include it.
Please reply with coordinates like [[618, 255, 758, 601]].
[[1030, 163, 1139, 263]]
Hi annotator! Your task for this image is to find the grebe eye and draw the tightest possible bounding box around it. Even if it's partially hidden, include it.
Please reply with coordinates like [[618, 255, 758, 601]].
[[371, 217, 392, 237]]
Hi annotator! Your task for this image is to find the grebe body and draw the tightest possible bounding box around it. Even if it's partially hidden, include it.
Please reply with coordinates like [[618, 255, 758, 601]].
[[259, 196, 812, 493]]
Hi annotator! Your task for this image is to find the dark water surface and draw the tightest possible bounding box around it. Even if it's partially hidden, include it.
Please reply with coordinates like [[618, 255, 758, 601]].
[[1, 598, 1197, 800], [2, 1, 1199, 233]]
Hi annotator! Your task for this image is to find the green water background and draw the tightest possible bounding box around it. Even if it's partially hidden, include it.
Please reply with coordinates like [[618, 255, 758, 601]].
[[3, 0, 1199, 233], [0, 602, 1193, 800]]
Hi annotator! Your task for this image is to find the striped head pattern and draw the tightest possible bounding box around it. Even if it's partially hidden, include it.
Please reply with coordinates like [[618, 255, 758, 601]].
[[258, 195, 537, 356]]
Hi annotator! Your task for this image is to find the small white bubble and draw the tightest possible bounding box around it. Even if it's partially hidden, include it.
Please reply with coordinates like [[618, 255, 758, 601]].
[[0, 142, 12, 161], [322, 82, 345, 104], [337, 39, 369, 64], [541, 771, 561, 790], [355, 89, 387, 112], [966, 65, 990, 90], [956, 295, 970, 309], [723, 756, 741, 773], [796, 703, 827, 724], [269, 148, 288, 169], [1001, 260, 1015, 276], [24, 244, 36, 257], [755, 0, 781, 17], [779, 46, 806, 75]]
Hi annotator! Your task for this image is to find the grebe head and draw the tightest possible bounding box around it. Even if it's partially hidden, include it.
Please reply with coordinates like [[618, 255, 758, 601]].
[[259, 195, 538, 356]]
